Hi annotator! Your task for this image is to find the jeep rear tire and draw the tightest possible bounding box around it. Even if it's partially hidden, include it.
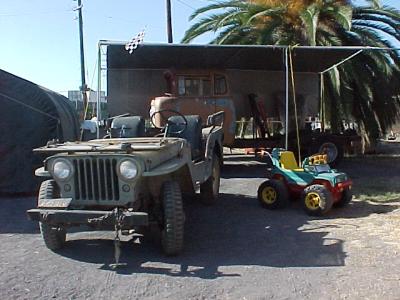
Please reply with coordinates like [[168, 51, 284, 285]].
[[199, 153, 221, 205], [38, 180, 66, 251], [161, 181, 184, 256]]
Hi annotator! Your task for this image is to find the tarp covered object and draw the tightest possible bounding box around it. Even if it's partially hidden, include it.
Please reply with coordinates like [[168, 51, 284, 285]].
[[0, 69, 79, 194]]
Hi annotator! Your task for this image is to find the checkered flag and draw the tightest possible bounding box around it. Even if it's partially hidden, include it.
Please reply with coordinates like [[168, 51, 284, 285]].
[[125, 29, 145, 54]]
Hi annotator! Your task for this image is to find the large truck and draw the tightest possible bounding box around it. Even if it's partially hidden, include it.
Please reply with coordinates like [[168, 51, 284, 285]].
[[149, 69, 359, 165]]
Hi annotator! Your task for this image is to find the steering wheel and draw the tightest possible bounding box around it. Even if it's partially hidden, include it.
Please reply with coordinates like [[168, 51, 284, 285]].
[[150, 109, 188, 135]]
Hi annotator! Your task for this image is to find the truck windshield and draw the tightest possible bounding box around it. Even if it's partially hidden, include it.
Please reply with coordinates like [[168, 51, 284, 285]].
[[214, 74, 227, 95], [178, 76, 212, 97]]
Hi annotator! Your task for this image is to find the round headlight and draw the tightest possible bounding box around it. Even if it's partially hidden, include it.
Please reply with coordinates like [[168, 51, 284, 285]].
[[53, 160, 72, 180], [119, 160, 138, 180]]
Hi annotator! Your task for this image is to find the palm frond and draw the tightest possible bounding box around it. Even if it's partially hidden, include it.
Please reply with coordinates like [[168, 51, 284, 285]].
[[188, 0, 246, 21], [300, 4, 320, 46]]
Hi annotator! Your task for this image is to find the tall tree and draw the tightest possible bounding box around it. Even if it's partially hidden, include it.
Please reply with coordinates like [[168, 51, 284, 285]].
[[182, 0, 400, 149]]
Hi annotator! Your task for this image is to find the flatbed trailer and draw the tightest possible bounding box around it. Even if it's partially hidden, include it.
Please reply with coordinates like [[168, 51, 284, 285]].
[[233, 132, 360, 165]]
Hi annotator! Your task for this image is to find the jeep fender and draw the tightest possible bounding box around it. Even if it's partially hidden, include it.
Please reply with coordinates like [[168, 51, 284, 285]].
[[204, 127, 224, 161], [142, 157, 188, 177], [35, 167, 51, 177]]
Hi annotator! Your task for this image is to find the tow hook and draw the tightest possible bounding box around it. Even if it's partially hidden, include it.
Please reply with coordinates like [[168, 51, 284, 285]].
[[110, 208, 126, 269], [87, 208, 127, 269]]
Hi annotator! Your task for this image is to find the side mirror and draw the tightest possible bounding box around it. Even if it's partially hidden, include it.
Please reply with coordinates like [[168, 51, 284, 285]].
[[206, 111, 225, 127]]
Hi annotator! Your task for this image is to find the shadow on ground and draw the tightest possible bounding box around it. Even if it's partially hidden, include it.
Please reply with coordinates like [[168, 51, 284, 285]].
[[57, 192, 398, 278], [0, 196, 37, 234], [1, 156, 399, 279]]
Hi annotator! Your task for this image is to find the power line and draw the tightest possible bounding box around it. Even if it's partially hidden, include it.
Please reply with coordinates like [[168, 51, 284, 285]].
[[175, 0, 196, 10], [0, 10, 73, 17]]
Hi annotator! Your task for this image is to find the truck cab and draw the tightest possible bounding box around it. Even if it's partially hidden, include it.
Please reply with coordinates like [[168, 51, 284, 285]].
[[150, 70, 236, 146]]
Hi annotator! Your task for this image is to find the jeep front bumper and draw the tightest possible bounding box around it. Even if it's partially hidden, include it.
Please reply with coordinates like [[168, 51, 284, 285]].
[[27, 208, 148, 228]]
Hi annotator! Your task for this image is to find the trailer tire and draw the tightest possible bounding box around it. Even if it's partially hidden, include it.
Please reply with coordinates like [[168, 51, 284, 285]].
[[38, 180, 66, 251]]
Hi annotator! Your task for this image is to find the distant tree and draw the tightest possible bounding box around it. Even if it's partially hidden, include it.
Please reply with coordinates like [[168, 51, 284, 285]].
[[182, 0, 400, 149]]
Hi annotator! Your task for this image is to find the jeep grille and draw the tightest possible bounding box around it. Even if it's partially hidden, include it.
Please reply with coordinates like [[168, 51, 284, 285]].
[[73, 158, 120, 201]]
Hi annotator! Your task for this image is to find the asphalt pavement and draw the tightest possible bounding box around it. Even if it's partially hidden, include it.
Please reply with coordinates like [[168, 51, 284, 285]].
[[1, 156, 399, 299]]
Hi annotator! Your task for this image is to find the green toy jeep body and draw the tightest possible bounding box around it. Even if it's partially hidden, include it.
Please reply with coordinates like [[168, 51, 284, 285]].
[[258, 148, 352, 216]]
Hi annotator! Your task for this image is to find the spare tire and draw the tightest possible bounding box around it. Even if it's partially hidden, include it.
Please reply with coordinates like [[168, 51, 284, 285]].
[[314, 139, 343, 167]]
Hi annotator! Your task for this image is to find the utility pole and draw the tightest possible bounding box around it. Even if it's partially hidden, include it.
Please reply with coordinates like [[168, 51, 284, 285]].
[[166, 0, 173, 43], [76, 0, 88, 118]]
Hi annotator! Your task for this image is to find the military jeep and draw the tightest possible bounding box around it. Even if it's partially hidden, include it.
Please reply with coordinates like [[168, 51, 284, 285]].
[[27, 110, 224, 256]]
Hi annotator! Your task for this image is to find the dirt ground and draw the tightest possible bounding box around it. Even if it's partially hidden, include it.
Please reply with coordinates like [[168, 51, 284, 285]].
[[1, 156, 400, 300]]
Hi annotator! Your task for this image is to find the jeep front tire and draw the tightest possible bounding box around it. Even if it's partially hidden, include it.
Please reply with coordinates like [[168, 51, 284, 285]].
[[161, 181, 184, 256], [38, 180, 66, 251]]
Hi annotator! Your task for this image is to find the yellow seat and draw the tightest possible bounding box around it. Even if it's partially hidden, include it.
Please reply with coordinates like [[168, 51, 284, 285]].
[[280, 151, 304, 171]]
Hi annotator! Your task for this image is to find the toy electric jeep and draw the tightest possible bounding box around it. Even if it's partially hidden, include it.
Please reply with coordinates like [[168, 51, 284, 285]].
[[257, 148, 352, 216], [27, 110, 224, 256]]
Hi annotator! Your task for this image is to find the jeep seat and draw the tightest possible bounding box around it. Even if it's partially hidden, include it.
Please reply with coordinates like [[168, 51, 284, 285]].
[[280, 151, 304, 171], [167, 115, 203, 160], [111, 116, 145, 138]]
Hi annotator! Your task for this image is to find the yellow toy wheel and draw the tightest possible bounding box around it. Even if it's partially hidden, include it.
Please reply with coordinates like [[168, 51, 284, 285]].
[[305, 192, 321, 210], [257, 179, 289, 209], [302, 184, 333, 216], [261, 186, 277, 204]]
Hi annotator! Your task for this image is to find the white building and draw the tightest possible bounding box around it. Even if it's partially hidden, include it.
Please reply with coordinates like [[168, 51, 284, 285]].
[[68, 90, 106, 108]]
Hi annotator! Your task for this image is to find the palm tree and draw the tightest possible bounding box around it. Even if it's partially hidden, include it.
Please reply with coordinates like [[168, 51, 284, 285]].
[[182, 0, 400, 150]]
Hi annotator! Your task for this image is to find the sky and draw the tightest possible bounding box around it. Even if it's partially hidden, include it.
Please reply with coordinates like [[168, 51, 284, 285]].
[[0, 0, 399, 95]]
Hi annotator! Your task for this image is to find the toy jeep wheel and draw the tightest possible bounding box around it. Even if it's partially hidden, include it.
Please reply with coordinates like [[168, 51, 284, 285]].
[[302, 184, 333, 216], [38, 180, 66, 251], [257, 179, 289, 209], [161, 181, 184, 256], [334, 187, 353, 208], [199, 153, 221, 205]]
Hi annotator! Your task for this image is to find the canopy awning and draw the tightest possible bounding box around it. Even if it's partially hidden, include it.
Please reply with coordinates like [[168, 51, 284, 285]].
[[106, 43, 364, 73], [101, 42, 394, 145]]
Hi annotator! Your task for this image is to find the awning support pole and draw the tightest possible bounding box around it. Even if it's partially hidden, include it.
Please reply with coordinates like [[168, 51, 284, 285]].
[[96, 42, 102, 139], [285, 48, 289, 149], [320, 50, 363, 75], [320, 73, 325, 132]]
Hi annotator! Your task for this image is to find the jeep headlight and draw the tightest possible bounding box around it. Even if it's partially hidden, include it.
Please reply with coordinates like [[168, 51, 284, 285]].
[[119, 159, 138, 180], [52, 159, 72, 180]]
